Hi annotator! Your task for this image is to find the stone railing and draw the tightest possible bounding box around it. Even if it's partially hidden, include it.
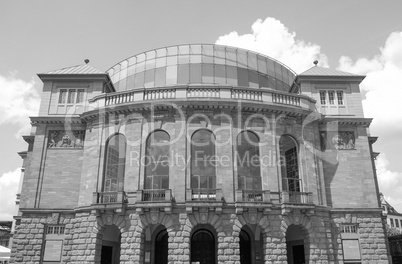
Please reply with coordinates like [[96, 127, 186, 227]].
[[281, 191, 313, 204], [140, 189, 172, 202], [88, 86, 314, 110], [235, 190, 271, 202], [187, 189, 222, 201]]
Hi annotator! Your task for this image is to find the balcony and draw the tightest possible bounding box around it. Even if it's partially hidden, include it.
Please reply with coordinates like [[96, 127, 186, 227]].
[[134, 189, 173, 214], [235, 190, 272, 214], [92, 191, 126, 212], [281, 191, 314, 215], [86, 86, 316, 115], [185, 189, 223, 213]]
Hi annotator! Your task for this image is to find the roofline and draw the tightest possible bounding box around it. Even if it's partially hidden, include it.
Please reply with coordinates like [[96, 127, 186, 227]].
[[295, 74, 366, 83]]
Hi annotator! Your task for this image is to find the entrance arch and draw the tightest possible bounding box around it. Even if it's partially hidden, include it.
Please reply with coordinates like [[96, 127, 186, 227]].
[[286, 225, 306, 264], [154, 229, 168, 264], [101, 225, 121, 264], [240, 229, 251, 264], [191, 229, 215, 264]]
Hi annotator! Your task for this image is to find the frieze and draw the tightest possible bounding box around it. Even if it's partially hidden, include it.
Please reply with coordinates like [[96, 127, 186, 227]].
[[48, 130, 85, 148], [320, 131, 355, 150]]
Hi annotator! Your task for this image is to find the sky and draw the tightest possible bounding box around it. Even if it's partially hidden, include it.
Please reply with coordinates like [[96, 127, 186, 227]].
[[1, 0, 402, 220]]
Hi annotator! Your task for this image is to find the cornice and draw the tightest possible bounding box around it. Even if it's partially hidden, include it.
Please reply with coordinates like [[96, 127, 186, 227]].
[[319, 116, 372, 127], [30, 116, 85, 125]]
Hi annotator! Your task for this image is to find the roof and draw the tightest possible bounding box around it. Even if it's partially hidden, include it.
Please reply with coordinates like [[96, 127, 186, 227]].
[[299, 65, 363, 77], [43, 63, 104, 75], [381, 193, 402, 215]]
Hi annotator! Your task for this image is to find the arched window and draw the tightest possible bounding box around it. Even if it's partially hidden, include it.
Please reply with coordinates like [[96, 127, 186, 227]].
[[237, 131, 261, 190], [191, 130, 216, 189], [191, 229, 215, 264], [145, 130, 170, 189], [103, 134, 126, 193], [279, 135, 300, 192]]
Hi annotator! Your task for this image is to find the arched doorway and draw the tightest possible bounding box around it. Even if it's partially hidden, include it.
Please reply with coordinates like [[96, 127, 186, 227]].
[[191, 229, 215, 264], [240, 229, 251, 264], [286, 225, 306, 264], [154, 229, 168, 264], [101, 225, 121, 264]]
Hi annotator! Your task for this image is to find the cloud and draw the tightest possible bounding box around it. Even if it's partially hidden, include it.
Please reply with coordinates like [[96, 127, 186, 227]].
[[216, 17, 329, 73], [0, 73, 40, 137], [376, 154, 402, 212], [0, 168, 21, 221]]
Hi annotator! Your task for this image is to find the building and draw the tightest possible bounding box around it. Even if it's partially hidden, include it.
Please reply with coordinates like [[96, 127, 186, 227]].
[[10, 44, 389, 264], [381, 193, 402, 233], [0, 222, 11, 264]]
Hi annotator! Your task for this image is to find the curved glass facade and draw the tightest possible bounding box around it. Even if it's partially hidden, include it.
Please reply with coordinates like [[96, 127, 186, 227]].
[[107, 44, 296, 92]]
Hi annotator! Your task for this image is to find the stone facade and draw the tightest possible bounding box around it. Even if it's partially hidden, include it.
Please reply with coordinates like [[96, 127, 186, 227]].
[[11, 44, 390, 263]]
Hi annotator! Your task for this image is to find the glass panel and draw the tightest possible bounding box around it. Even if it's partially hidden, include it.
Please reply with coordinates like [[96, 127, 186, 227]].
[[257, 55, 267, 73], [104, 134, 126, 192], [226, 66, 237, 85], [276, 79, 284, 92], [328, 91, 335, 105], [190, 54, 202, 63], [67, 89, 76, 103], [145, 50, 156, 60], [248, 70, 258, 88], [166, 66, 177, 85], [145, 131, 170, 189], [191, 130, 216, 180], [190, 44, 202, 54], [267, 59, 275, 77], [134, 72, 145, 88], [247, 53, 258, 70], [202, 64, 214, 83], [128, 56, 136, 66], [237, 49, 248, 68], [135, 61, 145, 73], [59, 89, 67, 104], [268, 76, 276, 89], [76, 89, 85, 103], [179, 45, 190, 54], [237, 68, 249, 87], [119, 67, 127, 80], [119, 78, 127, 91], [177, 64, 189, 84], [202, 54, 213, 63], [258, 74, 269, 88], [145, 59, 155, 70], [137, 53, 146, 63], [167, 46, 178, 56], [214, 46, 225, 64], [214, 64, 226, 84], [320, 91, 326, 105], [167, 56, 177, 66], [202, 45, 214, 56], [178, 54, 190, 64], [226, 48, 237, 66], [144, 69, 155, 88], [190, 64, 202, 83], [126, 75, 135, 89], [337, 91, 344, 105], [155, 67, 166, 87], [156, 57, 166, 68], [275, 63, 283, 82], [156, 48, 167, 58], [120, 60, 128, 70], [127, 65, 136, 76]]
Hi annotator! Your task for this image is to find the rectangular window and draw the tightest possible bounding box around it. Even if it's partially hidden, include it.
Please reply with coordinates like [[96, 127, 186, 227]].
[[76, 89, 85, 103], [337, 91, 344, 105], [328, 91, 335, 105], [58, 89, 67, 104], [56, 88, 86, 114], [396, 219, 400, 228], [43, 225, 65, 263], [319, 91, 326, 105], [391, 218, 394, 227], [342, 239, 361, 263], [341, 224, 358, 234]]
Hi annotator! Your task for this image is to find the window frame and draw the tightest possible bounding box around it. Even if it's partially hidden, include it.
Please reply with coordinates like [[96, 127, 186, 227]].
[[56, 88, 86, 114]]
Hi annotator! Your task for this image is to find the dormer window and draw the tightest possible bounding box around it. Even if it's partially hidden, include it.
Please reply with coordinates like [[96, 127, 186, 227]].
[[320, 90, 344, 106], [57, 88, 85, 114]]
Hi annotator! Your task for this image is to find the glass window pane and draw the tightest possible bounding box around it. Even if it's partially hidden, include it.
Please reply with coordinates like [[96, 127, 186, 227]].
[[76, 89, 85, 103], [178, 54, 189, 64], [155, 67, 166, 87], [126, 75, 135, 89], [59, 89, 67, 104], [67, 89, 76, 103], [276, 79, 284, 92], [177, 64, 189, 84], [119, 78, 127, 90], [237, 131, 260, 190], [214, 46, 225, 64], [202, 64, 214, 83], [120, 60, 128, 70], [258, 74, 269, 88], [214, 64, 226, 84], [190, 44, 202, 54], [257, 55, 267, 73], [146, 50, 155, 60], [137, 53, 146, 63], [167, 56, 177, 66], [226, 66, 237, 85], [190, 54, 201, 63], [156, 48, 167, 58], [267, 59, 275, 77], [145, 59, 155, 70], [128, 56, 136, 66], [167, 46, 177, 56], [134, 72, 144, 88], [156, 57, 166, 68], [119, 67, 127, 80], [166, 66, 177, 85], [268, 76, 276, 89], [127, 65, 136, 76], [144, 69, 155, 88], [202, 45, 213, 56], [190, 64, 202, 83], [237, 49, 248, 68], [191, 130, 216, 179], [202, 54, 213, 63], [104, 134, 126, 192], [248, 53, 258, 70], [226, 48, 237, 66], [238, 68, 249, 87], [275, 63, 283, 81], [135, 61, 145, 73], [248, 70, 258, 88], [179, 45, 190, 54]]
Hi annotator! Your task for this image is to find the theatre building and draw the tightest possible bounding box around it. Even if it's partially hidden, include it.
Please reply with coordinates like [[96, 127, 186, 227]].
[[11, 44, 389, 263]]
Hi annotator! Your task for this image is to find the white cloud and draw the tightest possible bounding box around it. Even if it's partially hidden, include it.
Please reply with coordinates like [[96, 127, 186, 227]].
[[216, 17, 329, 73], [376, 154, 402, 212], [0, 168, 21, 221], [0, 73, 40, 137]]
